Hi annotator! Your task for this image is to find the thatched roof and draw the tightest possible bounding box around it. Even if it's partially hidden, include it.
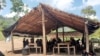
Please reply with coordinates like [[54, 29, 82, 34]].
[[2, 4, 100, 37]]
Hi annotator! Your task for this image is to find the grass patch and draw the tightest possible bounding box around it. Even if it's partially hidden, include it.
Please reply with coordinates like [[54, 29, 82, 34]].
[[0, 31, 5, 41]]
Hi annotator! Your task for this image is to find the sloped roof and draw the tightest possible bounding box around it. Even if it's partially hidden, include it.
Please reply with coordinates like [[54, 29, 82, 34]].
[[3, 4, 100, 37]]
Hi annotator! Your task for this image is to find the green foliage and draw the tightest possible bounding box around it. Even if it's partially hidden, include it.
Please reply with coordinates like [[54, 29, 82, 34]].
[[0, 0, 6, 9], [90, 28, 100, 38], [81, 6, 100, 39], [51, 27, 75, 33], [81, 6, 96, 17], [0, 31, 5, 40], [10, 0, 24, 12], [0, 15, 5, 30], [0, 15, 15, 30], [10, 0, 24, 21], [10, 0, 29, 21]]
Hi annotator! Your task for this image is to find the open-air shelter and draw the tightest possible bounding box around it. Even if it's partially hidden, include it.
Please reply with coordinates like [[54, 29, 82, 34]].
[[2, 3, 100, 55]]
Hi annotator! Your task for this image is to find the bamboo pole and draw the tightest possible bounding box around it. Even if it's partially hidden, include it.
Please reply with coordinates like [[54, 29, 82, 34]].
[[56, 28, 58, 38], [11, 33, 14, 52], [85, 21, 89, 53], [10, 23, 19, 53], [41, 5, 47, 55], [62, 26, 64, 42]]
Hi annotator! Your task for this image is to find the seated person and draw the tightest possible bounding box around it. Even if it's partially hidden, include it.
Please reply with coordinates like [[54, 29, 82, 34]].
[[70, 37, 76, 46], [56, 37, 62, 43], [30, 37, 34, 43], [36, 39, 42, 47]]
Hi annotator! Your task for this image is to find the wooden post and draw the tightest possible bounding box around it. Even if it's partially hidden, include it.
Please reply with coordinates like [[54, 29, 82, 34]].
[[41, 5, 46, 55], [11, 33, 14, 52], [56, 28, 58, 38], [85, 21, 89, 53], [62, 26, 64, 42], [56, 23, 58, 38], [82, 32, 86, 45]]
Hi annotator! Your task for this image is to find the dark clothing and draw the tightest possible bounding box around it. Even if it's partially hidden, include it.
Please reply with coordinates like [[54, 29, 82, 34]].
[[23, 38, 26, 48], [26, 40, 29, 46], [70, 38, 76, 46], [30, 38, 34, 43], [23, 40, 26, 48], [0, 51, 4, 56], [36, 39, 42, 47], [23, 38, 29, 48], [56, 38, 62, 43]]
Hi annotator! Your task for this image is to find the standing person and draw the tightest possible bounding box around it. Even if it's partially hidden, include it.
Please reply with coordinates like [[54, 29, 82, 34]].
[[26, 39, 29, 46], [23, 38, 26, 48], [23, 39, 29, 55]]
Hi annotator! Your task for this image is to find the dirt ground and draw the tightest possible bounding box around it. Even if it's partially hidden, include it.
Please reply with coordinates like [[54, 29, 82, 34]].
[[0, 38, 100, 56], [0, 37, 23, 56]]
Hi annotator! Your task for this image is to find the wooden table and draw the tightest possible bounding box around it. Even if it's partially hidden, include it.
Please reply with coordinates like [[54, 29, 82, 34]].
[[29, 43, 41, 53], [58, 43, 70, 54], [53, 42, 76, 55]]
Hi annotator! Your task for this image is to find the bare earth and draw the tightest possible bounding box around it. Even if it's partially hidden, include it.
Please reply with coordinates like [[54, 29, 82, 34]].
[[0, 38, 100, 56]]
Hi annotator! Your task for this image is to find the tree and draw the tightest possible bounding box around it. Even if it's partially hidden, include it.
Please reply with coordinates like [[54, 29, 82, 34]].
[[0, 15, 15, 30], [0, 0, 6, 9], [10, 0, 30, 21], [0, 15, 7, 30], [81, 6, 96, 18], [81, 6, 100, 38], [10, 0, 24, 12], [10, 0, 24, 21]]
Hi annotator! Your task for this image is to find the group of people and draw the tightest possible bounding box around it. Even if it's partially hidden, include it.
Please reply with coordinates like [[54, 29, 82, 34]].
[[47, 37, 62, 52], [70, 37, 96, 56], [23, 37, 35, 47], [69, 37, 85, 53], [22, 37, 96, 55], [23, 37, 42, 48]]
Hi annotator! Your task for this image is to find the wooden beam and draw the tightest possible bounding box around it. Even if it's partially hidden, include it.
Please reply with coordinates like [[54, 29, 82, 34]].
[[41, 5, 47, 55]]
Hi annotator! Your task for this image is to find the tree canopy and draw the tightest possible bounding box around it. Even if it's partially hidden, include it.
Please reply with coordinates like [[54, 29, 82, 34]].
[[0, 0, 6, 9], [10, 0, 30, 21], [0, 15, 14, 30], [10, 0, 24, 12], [81, 6, 96, 18], [81, 6, 100, 38]]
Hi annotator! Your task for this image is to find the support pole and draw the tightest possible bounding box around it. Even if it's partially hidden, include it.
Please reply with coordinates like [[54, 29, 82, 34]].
[[82, 32, 86, 48], [41, 5, 46, 55], [11, 33, 14, 52], [62, 26, 64, 42], [56, 28, 58, 38], [85, 21, 89, 53], [56, 23, 58, 38]]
